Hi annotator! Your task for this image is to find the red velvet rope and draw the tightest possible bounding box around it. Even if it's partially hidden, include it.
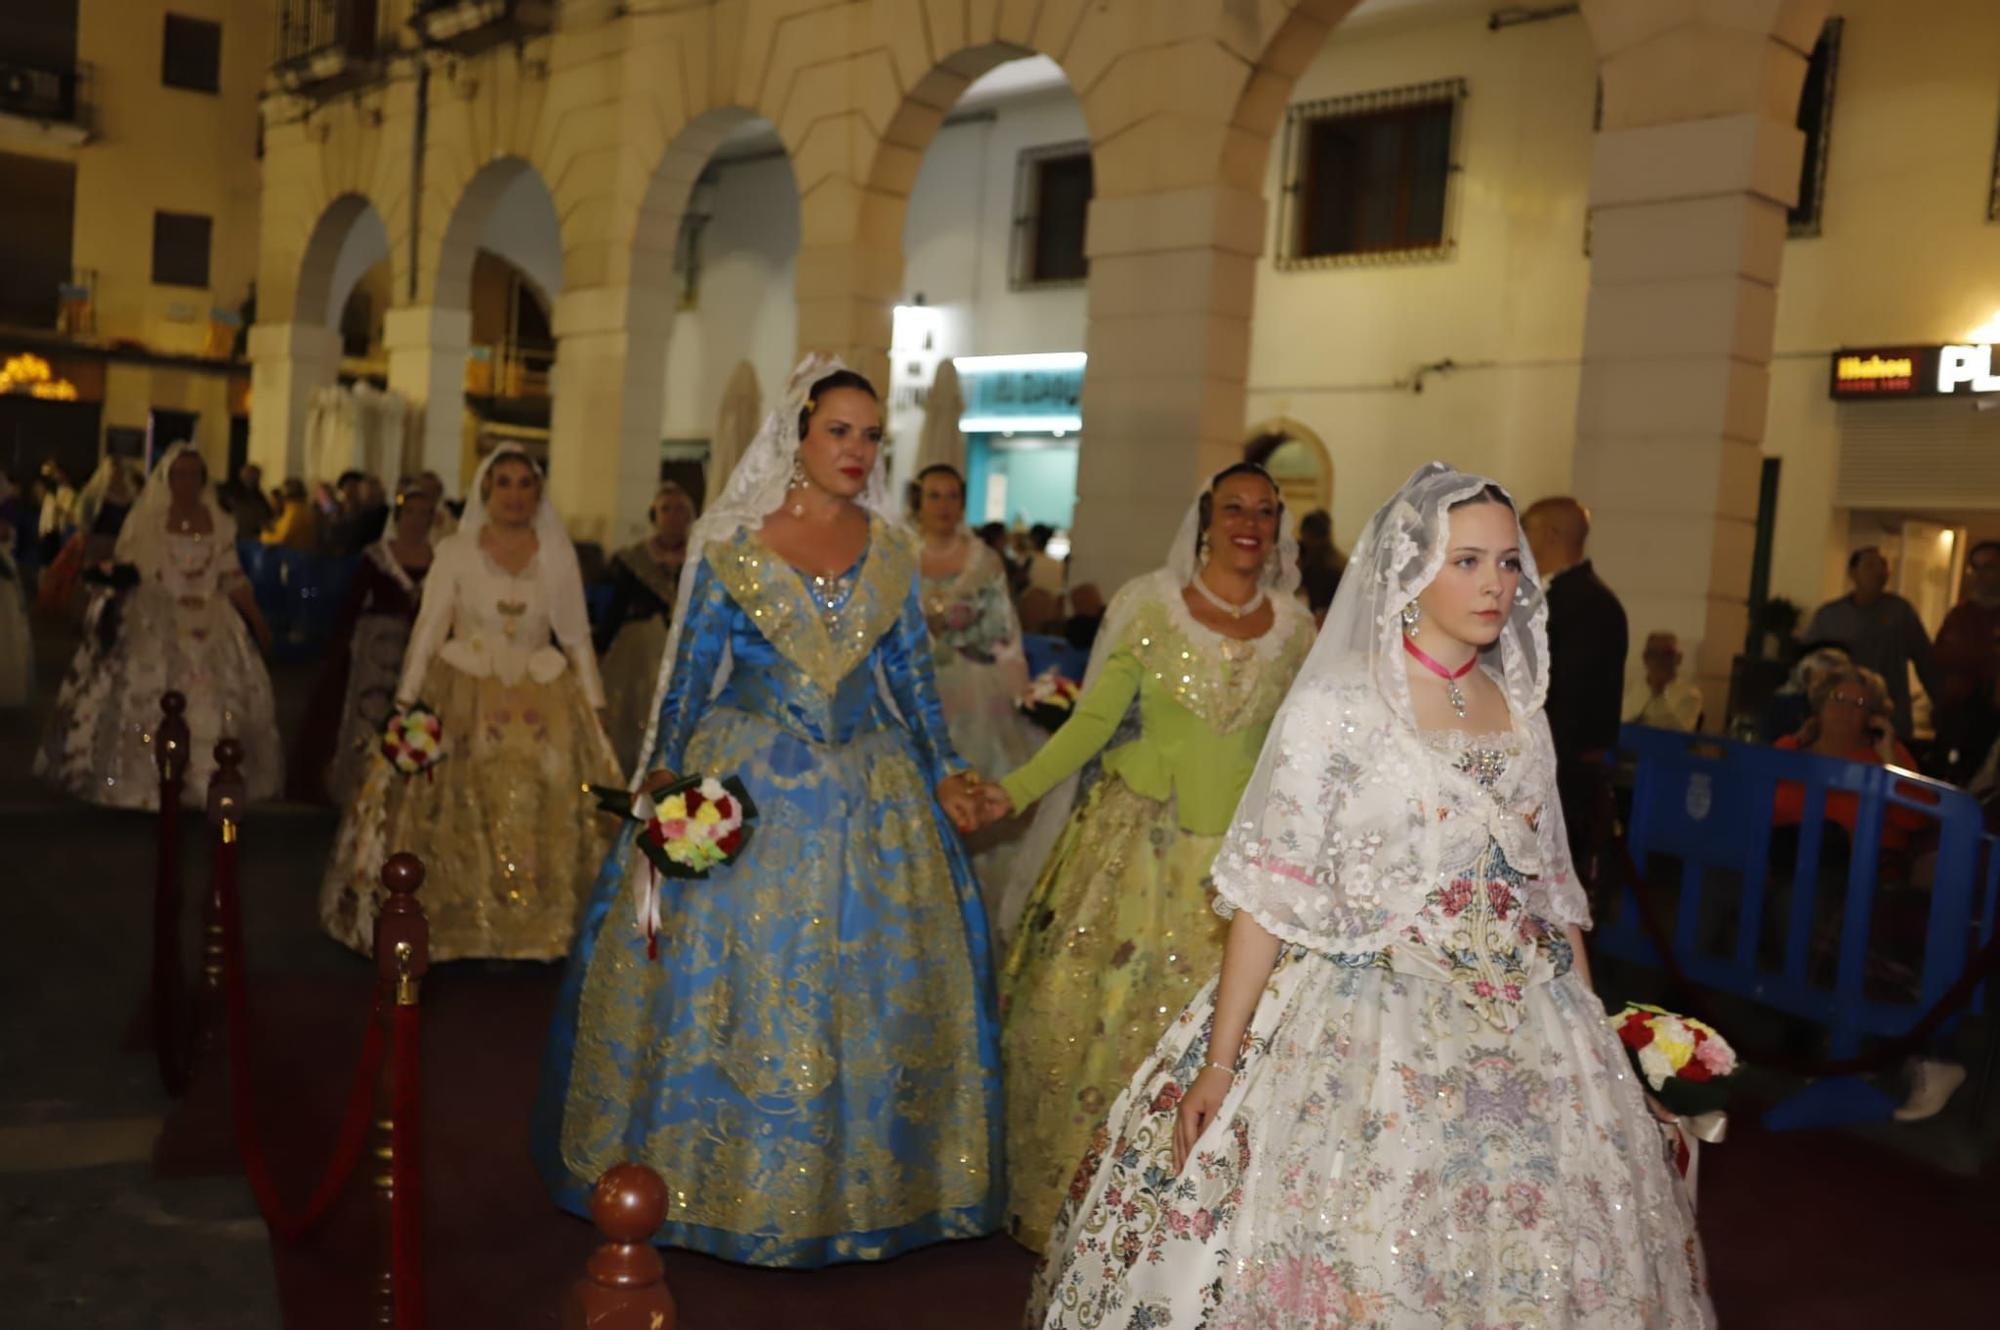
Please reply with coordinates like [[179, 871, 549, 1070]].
[[391, 1002, 424, 1330], [215, 824, 386, 1241], [152, 776, 187, 1095]]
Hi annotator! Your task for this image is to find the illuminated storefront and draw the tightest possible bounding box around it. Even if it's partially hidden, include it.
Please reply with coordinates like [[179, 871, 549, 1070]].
[[955, 352, 1084, 533]]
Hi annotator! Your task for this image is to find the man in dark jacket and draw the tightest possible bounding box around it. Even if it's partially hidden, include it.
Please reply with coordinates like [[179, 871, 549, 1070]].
[[1524, 496, 1629, 896]]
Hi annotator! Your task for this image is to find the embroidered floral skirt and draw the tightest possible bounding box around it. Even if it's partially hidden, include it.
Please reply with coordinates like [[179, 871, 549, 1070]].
[[318, 658, 619, 959], [532, 706, 1004, 1268], [1002, 776, 1230, 1254], [1029, 951, 1716, 1329], [35, 585, 279, 810]]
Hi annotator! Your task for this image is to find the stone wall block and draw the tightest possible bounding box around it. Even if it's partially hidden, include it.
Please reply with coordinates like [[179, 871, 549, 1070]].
[[1588, 114, 1807, 211], [1086, 248, 1259, 321], [1575, 357, 1770, 445], [1086, 310, 1250, 384], [1582, 274, 1777, 364], [1587, 193, 1789, 286], [1087, 184, 1264, 260]]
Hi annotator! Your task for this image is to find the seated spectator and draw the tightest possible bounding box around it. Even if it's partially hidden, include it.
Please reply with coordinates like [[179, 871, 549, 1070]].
[[1024, 523, 1065, 597], [1756, 642, 1851, 743], [262, 479, 320, 551], [1623, 630, 1704, 731], [1063, 582, 1105, 654], [1017, 586, 1064, 637], [1772, 665, 1926, 852]]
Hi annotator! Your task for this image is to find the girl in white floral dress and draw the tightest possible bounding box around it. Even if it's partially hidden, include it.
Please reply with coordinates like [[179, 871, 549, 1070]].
[[1029, 463, 1713, 1329]]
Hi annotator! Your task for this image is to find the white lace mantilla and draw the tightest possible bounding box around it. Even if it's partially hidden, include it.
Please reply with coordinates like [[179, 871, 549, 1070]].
[[1212, 664, 1589, 955]]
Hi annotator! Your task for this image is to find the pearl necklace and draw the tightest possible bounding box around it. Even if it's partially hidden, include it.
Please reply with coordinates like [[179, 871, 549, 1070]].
[[1189, 571, 1266, 620]]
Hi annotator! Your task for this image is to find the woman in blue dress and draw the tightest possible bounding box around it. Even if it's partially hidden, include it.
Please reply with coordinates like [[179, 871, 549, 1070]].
[[534, 356, 1000, 1267]]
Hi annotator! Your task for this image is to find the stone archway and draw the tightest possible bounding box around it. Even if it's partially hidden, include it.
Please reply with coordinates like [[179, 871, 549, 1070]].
[[1244, 415, 1334, 516], [399, 157, 567, 486], [249, 193, 395, 478], [545, 106, 803, 545]]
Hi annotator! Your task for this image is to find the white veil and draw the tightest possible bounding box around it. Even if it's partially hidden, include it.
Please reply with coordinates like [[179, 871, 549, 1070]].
[[117, 442, 226, 576], [1209, 461, 1583, 953], [453, 443, 591, 650], [1308, 460, 1547, 727], [76, 454, 141, 534], [629, 353, 901, 781], [994, 464, 1303, 938]]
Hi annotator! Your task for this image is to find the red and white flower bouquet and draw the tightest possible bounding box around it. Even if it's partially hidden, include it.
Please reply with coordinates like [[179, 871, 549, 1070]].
[[587, 775, 760, 959]]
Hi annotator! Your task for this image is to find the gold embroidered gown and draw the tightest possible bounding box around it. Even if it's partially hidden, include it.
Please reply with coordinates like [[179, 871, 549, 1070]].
[[318, 532, 620, 959], [533, 517, 1003, 1267], [995, 573, 1315, 1251]]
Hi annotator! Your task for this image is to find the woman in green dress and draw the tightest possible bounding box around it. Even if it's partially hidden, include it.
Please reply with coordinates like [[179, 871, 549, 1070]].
[[974, 462, 1316, 1251]]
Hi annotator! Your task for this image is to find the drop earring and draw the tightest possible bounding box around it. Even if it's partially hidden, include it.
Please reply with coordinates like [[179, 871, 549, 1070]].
[[1401, 601, 1421, 633], [789, 455, 808, 518]]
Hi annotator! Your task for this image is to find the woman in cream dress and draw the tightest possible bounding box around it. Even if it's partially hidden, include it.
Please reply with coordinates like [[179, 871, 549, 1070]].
[[319, 445, 620, 960], [36, 444, 278, 807]]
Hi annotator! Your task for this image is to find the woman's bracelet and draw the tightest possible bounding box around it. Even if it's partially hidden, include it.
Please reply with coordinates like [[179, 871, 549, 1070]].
[[1205, 1058, 1238, 1076]]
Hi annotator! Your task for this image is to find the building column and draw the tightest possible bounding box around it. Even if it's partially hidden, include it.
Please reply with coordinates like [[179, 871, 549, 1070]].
[[793, 240, 899, 402], [1573, 0, 1829, 718], [384, 305, 472, 485], [548, 285, 668, 548], [1067, 183, 1263, 595], [246, 322, 341, 480]]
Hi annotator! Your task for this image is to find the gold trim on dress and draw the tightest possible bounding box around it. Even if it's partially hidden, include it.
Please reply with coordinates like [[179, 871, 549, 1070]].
[[709, 517, 917, 696]]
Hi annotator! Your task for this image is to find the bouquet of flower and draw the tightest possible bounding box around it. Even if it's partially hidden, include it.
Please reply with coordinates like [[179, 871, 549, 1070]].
[[1609, 1002, 1738, 1118], [381, 703, 445, 779], [1018, 669, 1082, 732], [586, 775, 760, 959]]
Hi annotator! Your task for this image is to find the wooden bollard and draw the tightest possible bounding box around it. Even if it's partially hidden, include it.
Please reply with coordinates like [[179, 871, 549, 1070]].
[[197, 738, 247, 1062], [155, 691, 191, 793], [564, 1164, 677, 1330], [373, 853, 429, 1329], [151, 691, 192, 1093]]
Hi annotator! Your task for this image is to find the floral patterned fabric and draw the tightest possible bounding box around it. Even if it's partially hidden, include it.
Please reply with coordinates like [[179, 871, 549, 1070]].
[[1029, 733, 1714, 1330], [36, 530, 279, 809], [923, 539, 1044, 920], [1001, 777, 1229, 1253], [318, 657, 619, 959]]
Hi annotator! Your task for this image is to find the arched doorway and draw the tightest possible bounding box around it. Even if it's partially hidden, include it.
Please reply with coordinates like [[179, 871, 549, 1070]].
[[650, 110, 801, 514], [893, 49, 1090, 534], [425, 157, 565, 490], [1243, 416, 1334, 522]]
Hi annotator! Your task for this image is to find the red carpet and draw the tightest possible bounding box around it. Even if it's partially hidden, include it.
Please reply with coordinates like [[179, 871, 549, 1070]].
[[155, 965, 1994, 1328]]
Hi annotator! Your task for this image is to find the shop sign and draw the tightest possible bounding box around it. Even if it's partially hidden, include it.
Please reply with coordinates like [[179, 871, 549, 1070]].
[[955, 352, 1084, 434], [1829, 343, 2000, 399]]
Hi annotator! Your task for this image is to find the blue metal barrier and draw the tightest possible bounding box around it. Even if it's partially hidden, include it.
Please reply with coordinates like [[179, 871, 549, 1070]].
[[1598, 725, 1995, 1059], [237, 542, 359, 662]]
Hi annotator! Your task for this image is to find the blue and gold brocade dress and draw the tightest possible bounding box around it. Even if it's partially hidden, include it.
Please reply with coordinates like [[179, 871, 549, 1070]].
[[532, 517, 1004, 1267]]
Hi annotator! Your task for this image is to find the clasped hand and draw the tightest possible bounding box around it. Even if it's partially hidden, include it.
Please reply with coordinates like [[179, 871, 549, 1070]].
[[935, 773, 1016, 835]]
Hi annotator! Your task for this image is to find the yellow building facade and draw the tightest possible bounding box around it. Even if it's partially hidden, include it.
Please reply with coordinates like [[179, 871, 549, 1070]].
[[252, 0, 1839, 715], [0, 0, 267, 475]]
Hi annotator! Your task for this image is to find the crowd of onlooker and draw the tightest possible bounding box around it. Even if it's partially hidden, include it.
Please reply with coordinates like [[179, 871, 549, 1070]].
[[215, 462, 459, 559]]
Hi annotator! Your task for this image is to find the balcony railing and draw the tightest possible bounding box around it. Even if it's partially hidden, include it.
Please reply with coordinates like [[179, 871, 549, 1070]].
[[466, 340, 553, 400], [273, 0, 383, 93], [0, 56, 90, 133], [411, 0, 553, 54]]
